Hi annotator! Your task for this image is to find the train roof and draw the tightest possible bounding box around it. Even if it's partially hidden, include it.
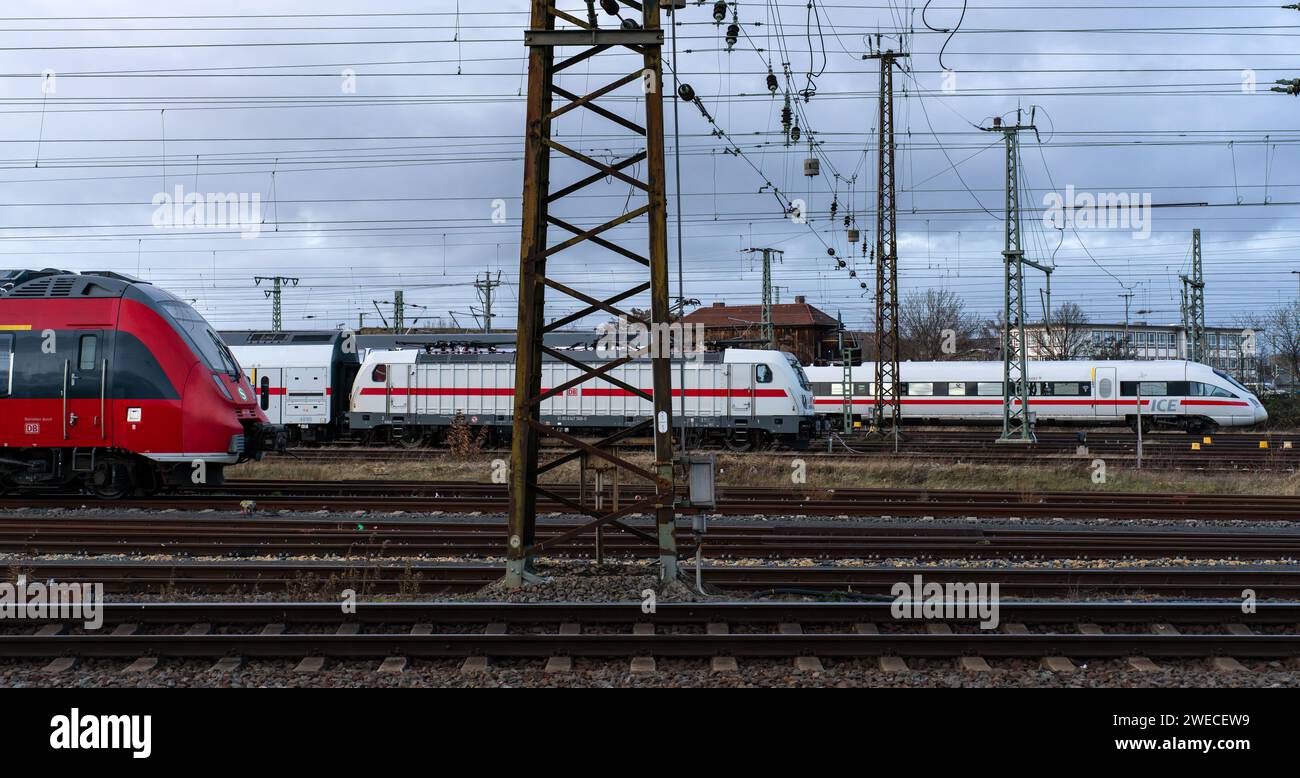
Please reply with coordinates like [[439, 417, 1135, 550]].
[[0, 269, 149, 299], [222, 330, 347, 346]]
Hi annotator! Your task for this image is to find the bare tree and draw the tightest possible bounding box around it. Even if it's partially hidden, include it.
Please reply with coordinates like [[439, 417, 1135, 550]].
[[898, 288, 982, 360], [1244, 304, 1300, 389], [1034, 302, 1091, 360]]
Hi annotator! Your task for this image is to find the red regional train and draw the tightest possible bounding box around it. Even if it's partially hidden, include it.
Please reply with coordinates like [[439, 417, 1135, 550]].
[[0, 269, 286, 497]]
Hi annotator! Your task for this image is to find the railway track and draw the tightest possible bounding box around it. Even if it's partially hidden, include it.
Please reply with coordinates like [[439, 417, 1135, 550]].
[[7, 479, 1300, 520], [5, 513, 1300, 559], [5, 601, 1298, 662], [7, 559, 1300, 598], [275, 429, 1300, 471]]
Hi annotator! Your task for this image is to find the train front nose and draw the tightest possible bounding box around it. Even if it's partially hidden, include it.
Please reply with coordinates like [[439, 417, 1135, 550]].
[[1256, 403, 1269, 425]]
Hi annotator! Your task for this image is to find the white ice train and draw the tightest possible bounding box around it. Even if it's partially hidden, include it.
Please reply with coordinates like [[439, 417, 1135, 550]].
[[346, 348, 819, 449], [804, 359, 1267, 433]]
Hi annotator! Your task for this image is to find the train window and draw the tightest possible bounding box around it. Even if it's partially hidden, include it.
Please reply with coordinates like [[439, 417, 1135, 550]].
[[1140, 382, 1167, 396], [1052, 382, 1081, 396], [78, 335, 98, 372], [976, 382, 1002, 396], [372, 364, 388, 383], [907, 382, 933, 396], [1210, 386, 1235, 398], [854, 383, 869, 395], [949, 382, 967, 396], [829, 383, 844, 396], [756, 365, 773, 384], [259, 376, 271, 411], [0, 333, 11, 396]]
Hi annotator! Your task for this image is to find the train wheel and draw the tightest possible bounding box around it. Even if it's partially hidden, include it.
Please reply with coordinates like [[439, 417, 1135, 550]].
[[396, 431, 426, 449], [724, 434, 755, 453], [90, 462, 135, 500]]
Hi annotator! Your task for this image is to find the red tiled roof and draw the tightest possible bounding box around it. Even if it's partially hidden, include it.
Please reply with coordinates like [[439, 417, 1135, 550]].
[[681, 301, 841, 328]]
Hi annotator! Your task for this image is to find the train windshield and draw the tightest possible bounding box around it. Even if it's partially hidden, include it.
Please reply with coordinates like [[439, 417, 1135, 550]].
[[158, 300, 241, 377], [1213, 369, 1250, 397], [786, 356, 812, 391]]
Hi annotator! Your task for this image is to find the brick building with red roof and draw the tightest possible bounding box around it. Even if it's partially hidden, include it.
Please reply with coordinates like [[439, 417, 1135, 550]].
[[680, 296, 860, 364]]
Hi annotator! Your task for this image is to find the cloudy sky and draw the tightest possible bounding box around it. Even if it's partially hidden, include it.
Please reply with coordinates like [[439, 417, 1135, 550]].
[[0, 1, 1296, 332]]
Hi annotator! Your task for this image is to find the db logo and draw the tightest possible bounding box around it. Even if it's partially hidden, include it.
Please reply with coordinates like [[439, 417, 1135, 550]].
[[566, 387, 579, 396], [24, 423, 39, 434], [470, 415, 478, 423]]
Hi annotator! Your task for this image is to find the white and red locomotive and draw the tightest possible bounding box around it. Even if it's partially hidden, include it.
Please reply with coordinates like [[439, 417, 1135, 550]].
[[345, 347, 819, 450], [0, 270, 285, 496]]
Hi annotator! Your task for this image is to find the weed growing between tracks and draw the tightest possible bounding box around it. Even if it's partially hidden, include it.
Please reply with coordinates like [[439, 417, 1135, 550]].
[[234, 453, 1300, 497]]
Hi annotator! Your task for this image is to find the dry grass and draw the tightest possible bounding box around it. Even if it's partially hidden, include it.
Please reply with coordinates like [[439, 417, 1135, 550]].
[[232, 452, 1300, 496]]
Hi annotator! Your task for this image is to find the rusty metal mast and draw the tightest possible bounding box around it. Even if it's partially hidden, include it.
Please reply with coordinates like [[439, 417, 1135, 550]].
[[506, 0, 677, 587], [865, 42, 906, 444]]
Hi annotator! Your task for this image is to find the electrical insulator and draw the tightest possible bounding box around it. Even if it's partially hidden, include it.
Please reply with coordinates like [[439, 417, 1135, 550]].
[[601, 0, 620, 15], [849, 270, 857, 278], [829, 196, 838, 218], [766, 69, 778, 94], [837, 259, 846, 268], [621, 18, 640, 30], [860, 282, 867, 289], [725, 23, 739, 49], [848, 228, 860, 243], [678, 83, 696, 102], [791, 123, 801, 143], [780, 95, 792, 137], [804, 157, 820, 177], [713, 1, 728, 23], [827, 248, 836, 257]]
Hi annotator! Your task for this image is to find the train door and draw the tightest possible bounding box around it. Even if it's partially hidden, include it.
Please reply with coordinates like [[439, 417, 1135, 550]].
[[729, 363, 755, 418], [1093, 366, 1118, 419], [251, 368, 283, 424], [66, 331, 110, 445], [283, 367, 328, 424], [387, 363, 410, 415]]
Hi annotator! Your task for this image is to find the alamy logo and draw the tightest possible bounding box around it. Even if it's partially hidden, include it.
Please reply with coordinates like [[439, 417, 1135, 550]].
[[1042, 185, 1152, 239], [891, 574, 1000, 630], [595, 317, 706, 361], [50, 709, 152, 759], [0, 576, 103, 629], [151, 185, 263, 239]]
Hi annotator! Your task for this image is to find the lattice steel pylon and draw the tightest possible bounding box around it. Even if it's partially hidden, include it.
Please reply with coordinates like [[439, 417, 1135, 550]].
[[865, 43, 906, 443], [983, 115, 1050, 443], [254, 275, 299, 332], [1181, 228, 1206, 363], [506, 1, 677, 587]]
